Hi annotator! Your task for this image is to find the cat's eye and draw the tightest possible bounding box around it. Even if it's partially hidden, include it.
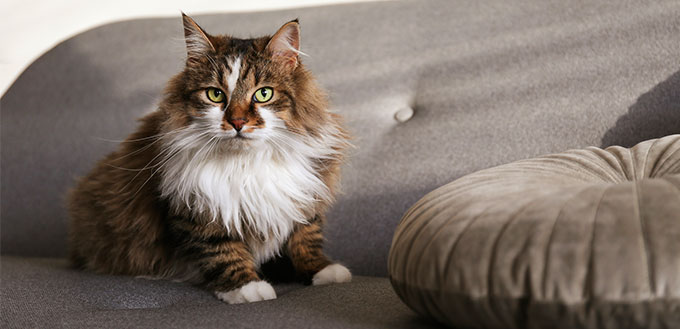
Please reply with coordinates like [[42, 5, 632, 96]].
[[206, 88, 225, 103], [253, 87, 273, 103]]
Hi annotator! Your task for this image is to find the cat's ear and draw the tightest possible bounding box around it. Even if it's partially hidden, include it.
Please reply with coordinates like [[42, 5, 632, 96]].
[[266, 19, 301, 71], [182, 13, 215, 62]]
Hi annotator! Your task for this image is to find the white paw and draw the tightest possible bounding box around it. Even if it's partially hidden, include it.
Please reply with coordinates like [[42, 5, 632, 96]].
[[214, 280, 277, 304], [312, 264, 352, 286]]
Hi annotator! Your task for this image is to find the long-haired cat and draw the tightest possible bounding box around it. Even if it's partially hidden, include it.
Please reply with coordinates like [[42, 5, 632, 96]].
[[67, 14, 351, 304]]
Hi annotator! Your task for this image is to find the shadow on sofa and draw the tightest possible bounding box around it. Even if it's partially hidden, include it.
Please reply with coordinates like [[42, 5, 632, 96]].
[[601, 69, 680, 148]]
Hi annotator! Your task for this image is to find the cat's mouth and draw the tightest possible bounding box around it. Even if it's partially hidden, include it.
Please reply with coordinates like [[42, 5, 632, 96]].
[[214, 128, 257, 144], [225, 132, 254, 142]]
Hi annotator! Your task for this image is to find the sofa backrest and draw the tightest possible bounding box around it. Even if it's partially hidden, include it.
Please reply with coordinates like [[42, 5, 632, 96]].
[[2, 0, 678, 276]]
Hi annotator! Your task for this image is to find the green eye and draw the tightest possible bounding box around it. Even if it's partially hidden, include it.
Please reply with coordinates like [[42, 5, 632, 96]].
[[206, 88, 225, 103], [253, 87, 273, 103]]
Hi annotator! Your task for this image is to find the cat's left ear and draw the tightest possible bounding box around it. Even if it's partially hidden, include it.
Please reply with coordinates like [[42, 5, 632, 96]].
[[182, 13, 215, 63], [266, 19, 301, 71]]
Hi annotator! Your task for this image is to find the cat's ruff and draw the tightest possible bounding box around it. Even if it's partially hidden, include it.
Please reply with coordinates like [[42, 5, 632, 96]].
[[160, 105, 344, 265]]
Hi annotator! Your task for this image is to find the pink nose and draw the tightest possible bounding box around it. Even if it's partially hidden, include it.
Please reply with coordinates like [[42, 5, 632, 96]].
[[228, 118, 246, 131]]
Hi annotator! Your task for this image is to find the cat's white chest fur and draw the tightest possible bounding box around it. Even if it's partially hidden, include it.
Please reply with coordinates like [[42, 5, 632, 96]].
[[159, 123, 339, 265], [196, 153, 323, 264]]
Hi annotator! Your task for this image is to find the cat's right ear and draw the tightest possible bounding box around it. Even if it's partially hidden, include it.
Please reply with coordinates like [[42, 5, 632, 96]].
[[182, 13, 215, 63]]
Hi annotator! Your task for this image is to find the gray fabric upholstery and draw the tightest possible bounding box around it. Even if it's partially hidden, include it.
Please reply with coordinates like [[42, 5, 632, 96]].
[[1, 256, 437, 329], [389, 135, 680, 329], [2, 0, 679, 277], [1, 0, 679, 328]]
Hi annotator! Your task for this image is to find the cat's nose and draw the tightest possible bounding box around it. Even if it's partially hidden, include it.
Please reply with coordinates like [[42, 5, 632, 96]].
[[228, 118, 247, 132]]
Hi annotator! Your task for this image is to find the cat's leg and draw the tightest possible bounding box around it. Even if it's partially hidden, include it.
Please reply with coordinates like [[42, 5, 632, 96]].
[[287, 217, 352, 286], [170, 220, 276, 304], [201, 240, 276, 304]]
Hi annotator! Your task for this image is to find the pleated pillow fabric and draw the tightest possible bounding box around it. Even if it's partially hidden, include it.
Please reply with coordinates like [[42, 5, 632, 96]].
[[389, 135, 680, 329]]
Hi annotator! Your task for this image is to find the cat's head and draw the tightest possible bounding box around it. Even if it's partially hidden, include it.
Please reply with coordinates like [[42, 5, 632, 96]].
[[159, 14, 330, 150]]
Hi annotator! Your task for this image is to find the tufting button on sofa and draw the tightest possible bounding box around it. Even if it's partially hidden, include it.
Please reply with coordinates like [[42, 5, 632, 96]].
[[394, 106, 414, 123]]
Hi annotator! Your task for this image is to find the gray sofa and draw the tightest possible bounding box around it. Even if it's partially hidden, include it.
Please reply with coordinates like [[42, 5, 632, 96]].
[[2, 0, 678, 328]]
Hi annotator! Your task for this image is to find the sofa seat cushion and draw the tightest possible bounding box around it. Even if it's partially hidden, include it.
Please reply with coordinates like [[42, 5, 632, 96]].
[[1, 256, 437, 329], [388, 135, 680, 329]]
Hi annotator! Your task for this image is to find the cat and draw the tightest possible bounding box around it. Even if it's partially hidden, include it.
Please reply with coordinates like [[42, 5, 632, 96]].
[[67, 13, 352, 304]]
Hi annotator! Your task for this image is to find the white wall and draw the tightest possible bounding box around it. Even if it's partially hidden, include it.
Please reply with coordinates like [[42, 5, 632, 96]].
[[0, 0, 383, 96]]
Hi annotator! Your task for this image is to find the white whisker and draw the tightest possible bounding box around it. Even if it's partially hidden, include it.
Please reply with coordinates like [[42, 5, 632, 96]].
[[118, 129, 212, 193], [96, 126, 196, 143], [105, 126, 200, 164]]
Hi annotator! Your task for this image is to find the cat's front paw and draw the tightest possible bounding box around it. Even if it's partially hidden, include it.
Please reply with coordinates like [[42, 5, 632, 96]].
[[215, 280, 277, 304], [312, 263, 352, 286]]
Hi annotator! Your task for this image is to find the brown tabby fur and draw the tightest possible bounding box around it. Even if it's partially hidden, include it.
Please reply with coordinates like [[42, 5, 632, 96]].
[[67, 14, 349, 292]]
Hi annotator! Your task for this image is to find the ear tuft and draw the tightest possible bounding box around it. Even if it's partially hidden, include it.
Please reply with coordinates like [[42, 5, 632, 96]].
[[266, 20, 302, 71], [182, 13, 214, 62]]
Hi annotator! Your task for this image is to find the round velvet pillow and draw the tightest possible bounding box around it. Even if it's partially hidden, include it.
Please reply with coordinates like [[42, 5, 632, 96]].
[[389, 135, 680, 329]]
